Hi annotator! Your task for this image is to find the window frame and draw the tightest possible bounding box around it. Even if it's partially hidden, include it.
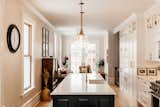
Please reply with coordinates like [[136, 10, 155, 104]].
[[42, 27, 50, 57], [23, 20, 34, 93], [70, 42, 97, 73]]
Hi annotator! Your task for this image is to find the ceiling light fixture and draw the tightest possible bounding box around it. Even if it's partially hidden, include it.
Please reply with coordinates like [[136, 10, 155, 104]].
[[74, 0, 89, 66]]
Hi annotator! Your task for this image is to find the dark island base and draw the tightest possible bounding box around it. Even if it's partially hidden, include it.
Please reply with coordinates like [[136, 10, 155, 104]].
[[53, 95, 114, 107]]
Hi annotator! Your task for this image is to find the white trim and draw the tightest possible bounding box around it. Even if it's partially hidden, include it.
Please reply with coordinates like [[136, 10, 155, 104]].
[[21, 91, 41, 107], [20, 87, 36, 99], [20, 0, 55, 30], [22, 19, 36, 95]]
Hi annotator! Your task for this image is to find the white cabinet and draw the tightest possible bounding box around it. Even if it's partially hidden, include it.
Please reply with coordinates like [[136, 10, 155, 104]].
[[144, 7, 160, 62], [137, 77, 152, 107], [145, 27, 160, 61], [120, 31, 137, 102]]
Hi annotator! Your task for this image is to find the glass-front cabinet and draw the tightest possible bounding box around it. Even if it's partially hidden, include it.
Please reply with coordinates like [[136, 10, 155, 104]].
[[145, 8, 160, 62]]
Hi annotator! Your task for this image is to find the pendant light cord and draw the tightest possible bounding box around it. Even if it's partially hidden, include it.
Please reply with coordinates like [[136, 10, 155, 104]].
[[79, 0, 84, 35]]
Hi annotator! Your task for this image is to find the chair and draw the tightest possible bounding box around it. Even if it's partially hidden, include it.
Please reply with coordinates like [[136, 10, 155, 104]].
[[79, 65, 91, 73]]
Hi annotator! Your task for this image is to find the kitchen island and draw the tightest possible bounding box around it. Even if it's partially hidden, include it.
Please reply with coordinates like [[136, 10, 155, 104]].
[[51, 73, 116, 107]]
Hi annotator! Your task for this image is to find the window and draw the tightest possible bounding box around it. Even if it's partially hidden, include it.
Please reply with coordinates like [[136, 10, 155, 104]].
[[42, 27, 49, 57], [86, 44, 97, 71], [71, 43, 82, 73], [71, 42, 97, 73], [23, 23, 33, 91]]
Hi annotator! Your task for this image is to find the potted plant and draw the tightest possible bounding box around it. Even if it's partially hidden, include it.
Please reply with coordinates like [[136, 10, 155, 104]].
[[97, 59, 105, 73], [62, 56, 69, 67]]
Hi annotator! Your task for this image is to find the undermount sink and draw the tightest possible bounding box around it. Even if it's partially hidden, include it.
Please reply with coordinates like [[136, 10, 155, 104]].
[[89, 79, 105, 84]]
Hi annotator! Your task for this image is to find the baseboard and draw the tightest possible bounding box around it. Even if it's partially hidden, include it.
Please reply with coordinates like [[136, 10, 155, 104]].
[[22, 91, 41, 107]]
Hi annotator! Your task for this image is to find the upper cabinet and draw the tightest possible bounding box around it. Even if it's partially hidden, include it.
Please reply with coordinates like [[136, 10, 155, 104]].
[[144, 6, 160, 62], [119, 21, 136, 69]]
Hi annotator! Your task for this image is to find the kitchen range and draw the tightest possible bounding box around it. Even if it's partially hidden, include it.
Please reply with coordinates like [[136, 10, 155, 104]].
[[150, 80, 160, 107], [137, 67, 160, 107]]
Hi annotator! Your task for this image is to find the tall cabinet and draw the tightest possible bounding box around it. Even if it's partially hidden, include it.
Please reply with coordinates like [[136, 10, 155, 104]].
[[144, 6, 160, 62], [119, 21, 137, 94], [42, 58, 56, 92], [115, 5, 160, 107], [117, 15, 137, 106]]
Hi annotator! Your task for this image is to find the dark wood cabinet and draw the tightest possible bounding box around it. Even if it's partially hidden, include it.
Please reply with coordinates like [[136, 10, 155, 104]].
[[77, 98, 89, 107], [53, 96, 72, 107], [42, 58, 54, 92], [53, 95, 114, 107]]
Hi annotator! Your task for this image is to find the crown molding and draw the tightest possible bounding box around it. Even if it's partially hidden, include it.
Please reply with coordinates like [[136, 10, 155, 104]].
[[20, 0, 55, 30], [113, 13, 137, 34], [144, 4, 160, 17]]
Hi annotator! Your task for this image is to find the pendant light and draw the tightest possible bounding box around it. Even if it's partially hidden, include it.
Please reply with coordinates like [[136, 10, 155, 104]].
[[74, 0, 89, 66], [77, 0, 88, 43]]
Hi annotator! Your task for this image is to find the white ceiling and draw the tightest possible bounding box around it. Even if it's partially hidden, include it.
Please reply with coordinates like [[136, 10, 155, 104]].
[[30, 0, 154, 35]]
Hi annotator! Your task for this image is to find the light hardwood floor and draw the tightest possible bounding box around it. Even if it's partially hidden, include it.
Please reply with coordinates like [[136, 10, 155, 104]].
[[37, 85, 137, 107]]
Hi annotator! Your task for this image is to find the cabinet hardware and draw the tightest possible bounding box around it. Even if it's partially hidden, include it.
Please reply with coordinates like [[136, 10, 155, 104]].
[[58, 99, 69, 102], [78, 98, 89, 101]]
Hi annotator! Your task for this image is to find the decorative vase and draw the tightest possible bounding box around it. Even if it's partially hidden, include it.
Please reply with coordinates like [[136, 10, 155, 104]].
[[41, 68, 51, 101], [41, 87, 51, 101]]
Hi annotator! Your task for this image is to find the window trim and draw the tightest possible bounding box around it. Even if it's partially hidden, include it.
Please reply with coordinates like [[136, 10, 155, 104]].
[[22, 19, 35, 95]]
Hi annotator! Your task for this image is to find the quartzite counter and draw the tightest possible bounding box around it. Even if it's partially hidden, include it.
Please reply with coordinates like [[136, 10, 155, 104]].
[[51, 73, 116, 107]]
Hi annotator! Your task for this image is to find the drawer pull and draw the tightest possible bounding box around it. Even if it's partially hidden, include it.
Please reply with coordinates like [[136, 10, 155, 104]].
[[78, 98, 89, 101], [58, 99, 69, 102]]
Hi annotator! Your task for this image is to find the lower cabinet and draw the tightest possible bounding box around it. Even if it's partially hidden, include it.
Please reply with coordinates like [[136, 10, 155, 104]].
[[137, 77, 151, 107], [53, 95, 114, 107]]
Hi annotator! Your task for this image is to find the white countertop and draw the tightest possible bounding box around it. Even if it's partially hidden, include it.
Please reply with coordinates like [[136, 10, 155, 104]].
[[51, 73, 116, 95], [138, 75, 160, 82]]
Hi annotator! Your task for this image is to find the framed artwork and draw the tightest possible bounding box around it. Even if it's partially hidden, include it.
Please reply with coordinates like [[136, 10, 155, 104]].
[[147, 68, 157, 76], [137, 68, 147, 76], [42, 27, 50, 57]]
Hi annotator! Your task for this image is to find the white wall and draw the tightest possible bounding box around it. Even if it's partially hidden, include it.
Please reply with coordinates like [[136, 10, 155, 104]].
[[0, 0, 54, 106], [0, 0, 4, 106]]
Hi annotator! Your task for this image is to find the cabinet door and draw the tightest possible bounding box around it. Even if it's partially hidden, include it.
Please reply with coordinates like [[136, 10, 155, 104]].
[[98, 98, 114, 107], [53, 96, 72, 107], [77, 98, 89, 107], [56, 98, 70, 107], [145, 27, 160, 61]]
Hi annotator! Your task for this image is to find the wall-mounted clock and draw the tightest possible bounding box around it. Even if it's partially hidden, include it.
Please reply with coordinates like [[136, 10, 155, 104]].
[[7, 24, 20, 53]]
